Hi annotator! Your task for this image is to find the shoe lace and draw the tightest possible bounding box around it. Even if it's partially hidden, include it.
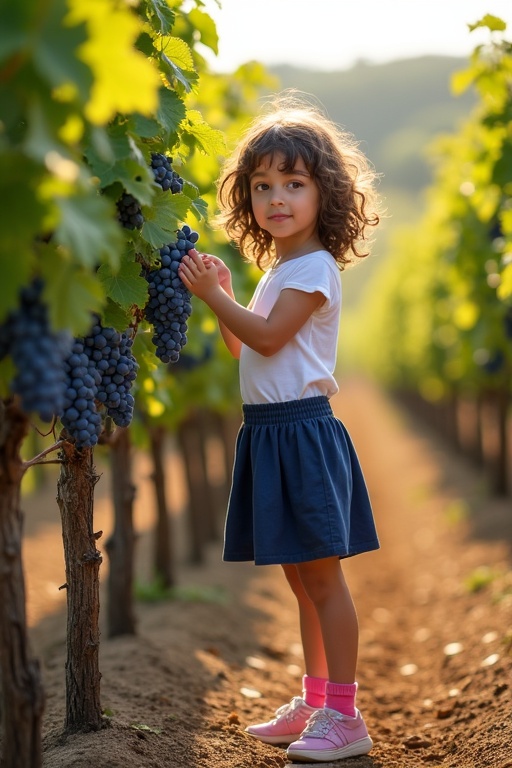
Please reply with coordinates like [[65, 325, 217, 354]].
[[301, 708, 345, 737], [274, 696, 306, 720]]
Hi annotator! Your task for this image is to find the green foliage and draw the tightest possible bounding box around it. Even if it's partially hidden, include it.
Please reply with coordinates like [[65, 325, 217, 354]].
[[0, 0, 220, 334], [351, 17, 512, 399]]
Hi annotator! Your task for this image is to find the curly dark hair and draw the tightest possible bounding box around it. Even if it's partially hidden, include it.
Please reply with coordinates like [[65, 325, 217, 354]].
[[215, 93, 382, 271]]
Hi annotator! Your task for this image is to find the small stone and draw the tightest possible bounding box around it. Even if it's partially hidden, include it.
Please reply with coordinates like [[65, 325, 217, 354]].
[[246, 655, 266, 670], [443, 642, 463, 656], [403, 735, 432, 749], [240, 687, 262, 699], [400, 663, 418, 676]]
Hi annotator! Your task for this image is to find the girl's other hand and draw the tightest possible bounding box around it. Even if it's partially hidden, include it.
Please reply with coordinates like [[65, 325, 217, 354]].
[[178, 248, 220, 300], [201, 253, 232, 292]]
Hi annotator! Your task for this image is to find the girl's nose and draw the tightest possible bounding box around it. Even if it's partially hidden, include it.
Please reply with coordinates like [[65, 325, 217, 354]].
[[270, 191, 284, 205]]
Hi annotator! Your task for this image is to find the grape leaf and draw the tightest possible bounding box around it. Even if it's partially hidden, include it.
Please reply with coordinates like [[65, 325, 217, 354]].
[[188, 8, 219, 55], [161, 36, 194, 72], [35, 0, 91, 99], [97, 260, 148, 310], [190, 197, 208, 222], [143, 0, 175, 35], [156, 88, 186, 137], [141, 192, 192, 248], [0, 251, 35, 323], [184, 110, 226, 156], [40, 248, 105, 335], [55, 193, 123, 269], [161, 54, 195, 93], [102, 298, 133, 331], [67, 0, 161, 124]]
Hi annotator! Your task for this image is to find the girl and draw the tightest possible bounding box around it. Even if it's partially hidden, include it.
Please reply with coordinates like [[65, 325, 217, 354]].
[[178, 94, 381, 763]]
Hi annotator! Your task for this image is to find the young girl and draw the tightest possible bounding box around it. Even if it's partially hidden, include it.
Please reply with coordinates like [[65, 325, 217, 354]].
[[178, 94, 381, 763]]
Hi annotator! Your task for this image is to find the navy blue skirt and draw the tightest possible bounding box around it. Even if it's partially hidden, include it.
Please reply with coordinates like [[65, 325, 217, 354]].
[[223, 396, 379, 565]]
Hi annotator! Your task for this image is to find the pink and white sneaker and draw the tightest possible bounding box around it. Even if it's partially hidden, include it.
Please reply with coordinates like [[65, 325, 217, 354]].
[[286, 707, 373, 762], [245, 696, 318, 745]]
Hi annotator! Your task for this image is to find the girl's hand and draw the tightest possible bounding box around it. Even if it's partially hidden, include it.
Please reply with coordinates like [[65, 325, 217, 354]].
[[178, 249, 220, 300], [201, 254, 232, 293]]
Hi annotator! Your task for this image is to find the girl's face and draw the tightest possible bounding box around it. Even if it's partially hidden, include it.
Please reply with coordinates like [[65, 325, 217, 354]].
[[249, 153, 320, 252]]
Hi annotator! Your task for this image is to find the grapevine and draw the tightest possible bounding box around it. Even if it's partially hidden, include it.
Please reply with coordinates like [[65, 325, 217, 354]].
[[144, 225, 198, 363]]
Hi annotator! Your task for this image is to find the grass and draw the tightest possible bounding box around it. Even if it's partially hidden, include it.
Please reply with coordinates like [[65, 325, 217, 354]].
[[135, 576, 228, 605]]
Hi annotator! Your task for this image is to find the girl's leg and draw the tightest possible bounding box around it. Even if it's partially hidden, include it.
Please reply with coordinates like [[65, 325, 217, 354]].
[[286, 559, 373, 760], [281, 563, 328, 681], [295, 556, 358, 685]]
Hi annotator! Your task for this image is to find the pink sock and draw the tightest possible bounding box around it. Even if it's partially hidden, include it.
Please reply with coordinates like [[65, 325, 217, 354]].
[[302, 674, 327, 708], [325, 681, 358, 717]]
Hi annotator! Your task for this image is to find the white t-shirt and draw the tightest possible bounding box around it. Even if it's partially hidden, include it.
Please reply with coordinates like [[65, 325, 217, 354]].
[[239, 250, 341, 404]]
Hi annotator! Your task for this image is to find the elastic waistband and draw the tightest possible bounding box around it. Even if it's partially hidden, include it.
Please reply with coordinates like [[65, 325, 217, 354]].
[[242, 396, 333, 425]]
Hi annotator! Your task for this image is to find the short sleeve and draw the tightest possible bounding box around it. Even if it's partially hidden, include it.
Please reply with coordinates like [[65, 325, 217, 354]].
[[281, 252, 339, 306]]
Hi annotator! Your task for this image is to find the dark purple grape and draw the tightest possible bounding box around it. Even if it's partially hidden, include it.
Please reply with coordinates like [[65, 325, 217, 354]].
[[150, 153, 184, 194], [0, 278, 72, 422], [117, 192, 144, 230], [144, 225, 197, 364]]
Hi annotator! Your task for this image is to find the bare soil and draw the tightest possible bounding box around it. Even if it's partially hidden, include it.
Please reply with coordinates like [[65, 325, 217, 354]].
[[16, 378, 512, 767]]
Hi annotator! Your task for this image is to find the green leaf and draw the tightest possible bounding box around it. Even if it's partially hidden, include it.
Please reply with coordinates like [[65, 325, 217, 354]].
[[0, 5, 29, 62], [68, 0, 161, 124], [161, 36, 194, 71], [140, 192, 192, 248], [190, 196, 208, 222], [156, 88, 186, 137], [184, 110, 226, 156], [0, 252, 34, 323], [468, 14, 507, 33], [128, 113, 161, 139], [102, 298, 133, 330], [0, 156, 46, 318], [97, 260, 148, 310], [34, 0, 91, 99], [24, 95, 74, 163], [143, 0, 175, 35], [188, 8, 219, 54], [85, 124, 155, 204], [161, 54, 195, 93], [451, 68, 475, 96], [55, 193, 123, 269], [40, 248, 105, 335]]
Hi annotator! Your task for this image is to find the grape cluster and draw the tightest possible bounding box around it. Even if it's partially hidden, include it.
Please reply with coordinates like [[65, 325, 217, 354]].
[[117, 192, 144, 230], [61, 321, 139, 448], [92, 325, 138, 428], [61, 341, 103, 448], [151, 153, 184, 194], [144, 225, 198, 363], [0, 279, 72, 422]]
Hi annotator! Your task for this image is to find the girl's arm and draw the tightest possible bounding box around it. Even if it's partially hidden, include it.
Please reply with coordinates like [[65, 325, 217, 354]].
[[202, 254, 242, 358], [179, 250, 324, 357]]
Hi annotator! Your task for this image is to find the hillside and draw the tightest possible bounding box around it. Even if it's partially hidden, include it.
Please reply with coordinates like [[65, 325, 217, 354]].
[[270, 56, 476, 194]]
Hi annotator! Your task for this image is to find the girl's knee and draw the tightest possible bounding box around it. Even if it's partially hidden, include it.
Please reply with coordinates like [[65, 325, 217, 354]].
[[296, 560, 344, 604]]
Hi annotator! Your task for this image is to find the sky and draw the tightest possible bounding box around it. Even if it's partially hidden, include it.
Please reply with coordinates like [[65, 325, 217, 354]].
[[201, 0, 512, 72]]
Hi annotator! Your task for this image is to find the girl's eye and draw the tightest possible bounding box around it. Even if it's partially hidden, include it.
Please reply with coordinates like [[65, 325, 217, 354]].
[[288, 181, 303, 189], [253, 182, 269, 192]]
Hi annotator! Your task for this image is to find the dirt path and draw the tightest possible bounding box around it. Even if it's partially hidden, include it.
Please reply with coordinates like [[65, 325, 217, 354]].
[[14, 378, 512, 767]]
